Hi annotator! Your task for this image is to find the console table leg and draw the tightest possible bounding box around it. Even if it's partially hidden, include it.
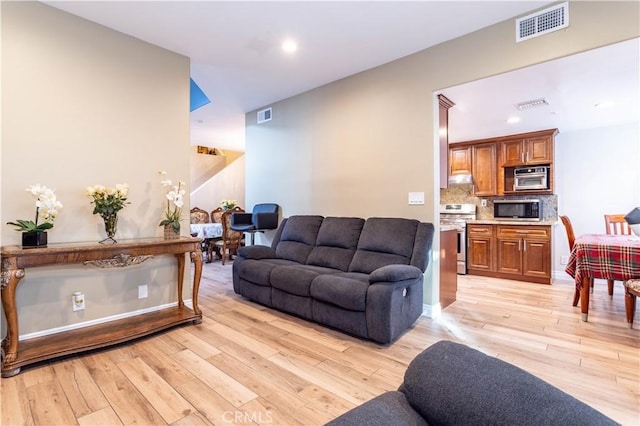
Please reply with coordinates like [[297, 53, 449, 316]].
[[1, 269, 25, 369], [190, 251, 203, 319], [175, 253, 185, 307]]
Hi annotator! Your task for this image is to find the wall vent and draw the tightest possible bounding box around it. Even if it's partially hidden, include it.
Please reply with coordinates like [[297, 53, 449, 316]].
[[516, 2, 568, 42], [257, 107, 272, 124]]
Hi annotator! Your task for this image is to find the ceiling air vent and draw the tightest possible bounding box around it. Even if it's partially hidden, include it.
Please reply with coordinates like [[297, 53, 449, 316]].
[[514, 98, 549, 110], [257, 107, 272, 124], [516, 2, 569, 43]]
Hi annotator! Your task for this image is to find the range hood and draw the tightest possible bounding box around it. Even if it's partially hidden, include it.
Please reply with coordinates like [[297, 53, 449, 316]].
[[448, 173, 473, 185]]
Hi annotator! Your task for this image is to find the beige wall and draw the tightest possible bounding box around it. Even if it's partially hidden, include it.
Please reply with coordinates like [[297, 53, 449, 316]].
[[1, 2, 190, 335], [245, 1, 640, 309], [190, 155, 246, 214]]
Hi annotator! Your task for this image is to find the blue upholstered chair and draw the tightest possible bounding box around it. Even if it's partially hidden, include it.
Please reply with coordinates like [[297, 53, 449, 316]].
[[230, 203, 279, 245]]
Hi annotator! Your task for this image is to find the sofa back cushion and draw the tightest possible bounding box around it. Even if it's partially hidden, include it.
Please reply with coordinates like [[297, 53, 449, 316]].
[[349, 217, 419, 274], [274, 215, 324, 264], [306, 217, 365, 271]]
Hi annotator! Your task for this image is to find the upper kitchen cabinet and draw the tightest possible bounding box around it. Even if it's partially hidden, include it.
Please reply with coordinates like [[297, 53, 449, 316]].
[[471, 142, 497, 196], [500, 129, 557, 167], [449, 145, 472, 176]]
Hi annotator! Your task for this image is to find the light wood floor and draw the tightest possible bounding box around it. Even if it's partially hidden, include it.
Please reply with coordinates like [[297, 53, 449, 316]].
[[2, 262, 639, 425]]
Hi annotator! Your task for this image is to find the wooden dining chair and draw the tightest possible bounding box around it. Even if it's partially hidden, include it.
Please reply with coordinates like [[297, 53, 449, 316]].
[[214, 206, 245, 265], [560, 215, 591, 306], [623, 279, 640, 328], [604, 214, 633, 297]]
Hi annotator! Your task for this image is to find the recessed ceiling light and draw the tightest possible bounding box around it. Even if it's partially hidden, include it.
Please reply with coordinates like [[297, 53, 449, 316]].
[[282, 39, 298, 53], [507, 116, 521, 124]]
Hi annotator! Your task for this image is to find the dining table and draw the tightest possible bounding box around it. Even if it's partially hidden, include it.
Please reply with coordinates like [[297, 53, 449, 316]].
[[189, 222, 223, 239], [565, 233, 640, 322]]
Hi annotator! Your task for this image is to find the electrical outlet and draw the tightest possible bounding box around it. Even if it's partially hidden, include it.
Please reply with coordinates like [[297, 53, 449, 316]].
[[480, 199, 487, 207], [138, 284, 148, 299], [72, 292, 85, 311], [560, 256, 569, 265]]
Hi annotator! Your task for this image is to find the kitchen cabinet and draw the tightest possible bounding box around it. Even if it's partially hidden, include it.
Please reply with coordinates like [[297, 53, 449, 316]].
[[471, 143, 497, 196], [466, 223, 551, 284], [449, 145, 471, 176], [467, 224, 494, 272], [440, 229, 458, 309], [501, 131, 556, 167], [496, 225, 551, 283]]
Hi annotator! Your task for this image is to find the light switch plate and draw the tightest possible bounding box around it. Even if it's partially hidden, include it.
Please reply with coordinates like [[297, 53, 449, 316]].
[[408, 192, 425, 205]]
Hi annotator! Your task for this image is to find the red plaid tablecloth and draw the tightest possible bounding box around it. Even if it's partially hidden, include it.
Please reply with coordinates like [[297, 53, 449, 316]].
[[565, 234, 640, 287]]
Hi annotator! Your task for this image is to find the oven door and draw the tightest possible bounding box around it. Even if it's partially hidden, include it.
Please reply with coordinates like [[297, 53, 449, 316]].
[[456, 227, 466, 274]]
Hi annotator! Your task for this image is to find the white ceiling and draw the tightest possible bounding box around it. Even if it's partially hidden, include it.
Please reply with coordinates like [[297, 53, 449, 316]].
[[44, 0, 555, 151], [442, 37, 640, 143]]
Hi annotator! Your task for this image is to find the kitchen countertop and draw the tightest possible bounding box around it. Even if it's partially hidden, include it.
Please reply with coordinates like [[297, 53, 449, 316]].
[[440, 225, 459, 232], [467, 218, 558, 226]]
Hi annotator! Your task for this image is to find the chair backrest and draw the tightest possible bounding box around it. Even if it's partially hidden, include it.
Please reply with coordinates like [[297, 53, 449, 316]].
[[559, 215, 576, 250], [221, 207, 245, 241], [604, 214, 631, 235], [253, 203, 279, 214], [190, 207, 210, 224], [211, 207, 225, 223]]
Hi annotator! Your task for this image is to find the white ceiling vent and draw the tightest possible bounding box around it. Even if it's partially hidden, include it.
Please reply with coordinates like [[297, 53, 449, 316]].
[[257, 107, 272, 124], [514, 98, 549, 110], [516, 2, 569, 42]]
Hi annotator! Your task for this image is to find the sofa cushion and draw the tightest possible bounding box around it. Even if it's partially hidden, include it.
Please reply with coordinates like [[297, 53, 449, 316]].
[[275, 215, 324, 264], [235, 258, 299, 286], [349, 218, 418, 274], [271, 265, 342, 297], [310, 272, 370, 311], [401, 341, 616, 426], [326, 391, 428, 426], [307, 217, 365, 271]]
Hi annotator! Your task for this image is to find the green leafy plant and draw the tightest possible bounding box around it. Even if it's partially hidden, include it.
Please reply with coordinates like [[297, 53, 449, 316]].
[[158, 170, 185, 232], [86, 183, 130, 216], [7, 184, 63, 232]]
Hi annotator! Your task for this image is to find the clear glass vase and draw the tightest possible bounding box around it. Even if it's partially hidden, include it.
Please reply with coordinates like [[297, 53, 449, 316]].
[[100, 213, 118, 244]]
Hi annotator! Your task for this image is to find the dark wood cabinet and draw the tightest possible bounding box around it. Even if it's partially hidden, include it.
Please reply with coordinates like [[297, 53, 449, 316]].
[[440, 229, 458, 309], [467, 224, 551, 284], [471, 143, 497, 196], [467, 224, 494, 272]]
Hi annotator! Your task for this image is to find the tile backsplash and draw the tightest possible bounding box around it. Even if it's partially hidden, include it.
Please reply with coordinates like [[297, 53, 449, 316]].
[[440, 184, 558, 220]]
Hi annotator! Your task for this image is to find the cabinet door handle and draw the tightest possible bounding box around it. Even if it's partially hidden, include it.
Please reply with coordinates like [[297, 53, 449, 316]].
[[518, 240, 521, 251], [523, 240, 526, 251], [521, 152, 524, 163]]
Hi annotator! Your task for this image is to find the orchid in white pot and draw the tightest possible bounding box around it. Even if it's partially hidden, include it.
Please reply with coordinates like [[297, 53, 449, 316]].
[[158, 170, 185, 233]]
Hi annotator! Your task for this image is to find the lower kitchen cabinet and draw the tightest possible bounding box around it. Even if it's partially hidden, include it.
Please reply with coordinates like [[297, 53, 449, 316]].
[[467, 223, 551, 284], [467, 224, 494, 272]]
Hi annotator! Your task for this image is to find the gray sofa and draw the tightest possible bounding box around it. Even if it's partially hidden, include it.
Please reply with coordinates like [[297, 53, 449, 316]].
[[232, 215, 435, 344], [328, 340, 616, 426]]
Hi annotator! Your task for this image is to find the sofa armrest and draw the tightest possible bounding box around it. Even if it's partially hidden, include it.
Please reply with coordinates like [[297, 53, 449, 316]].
[[369, 264, 422, 284], [237, 245, 276, 259], [401, 341, 617, 426]]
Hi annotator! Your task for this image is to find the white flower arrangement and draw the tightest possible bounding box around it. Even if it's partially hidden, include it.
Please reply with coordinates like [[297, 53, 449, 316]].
[[158, 170, 185, 232], [7, 184, 63, 232]]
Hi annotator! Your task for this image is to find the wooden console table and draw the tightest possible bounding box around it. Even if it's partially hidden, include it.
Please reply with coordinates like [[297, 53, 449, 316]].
[[1, 237, 203, 377]]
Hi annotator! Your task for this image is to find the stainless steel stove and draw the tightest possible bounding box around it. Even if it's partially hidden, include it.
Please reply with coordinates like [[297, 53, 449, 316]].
[[439, 203, 477, 274]]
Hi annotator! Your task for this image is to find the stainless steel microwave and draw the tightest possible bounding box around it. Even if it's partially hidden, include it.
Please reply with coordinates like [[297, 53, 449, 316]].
[[513, 166, 549, 191], [494, 199, 542, 221]]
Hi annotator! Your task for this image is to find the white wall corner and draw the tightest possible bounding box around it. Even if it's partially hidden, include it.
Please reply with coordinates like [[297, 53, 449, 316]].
[[422, 303, 441, 319]]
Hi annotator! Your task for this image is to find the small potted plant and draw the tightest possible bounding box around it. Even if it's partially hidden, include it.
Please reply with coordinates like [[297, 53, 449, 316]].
[[158, 170, 185, 239], [7, 184, 63, 248]]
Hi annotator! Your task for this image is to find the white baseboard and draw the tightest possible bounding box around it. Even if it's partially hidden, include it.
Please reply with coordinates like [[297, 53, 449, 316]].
[[19, 300, 193, 341], [422, 303, 441, 319]]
